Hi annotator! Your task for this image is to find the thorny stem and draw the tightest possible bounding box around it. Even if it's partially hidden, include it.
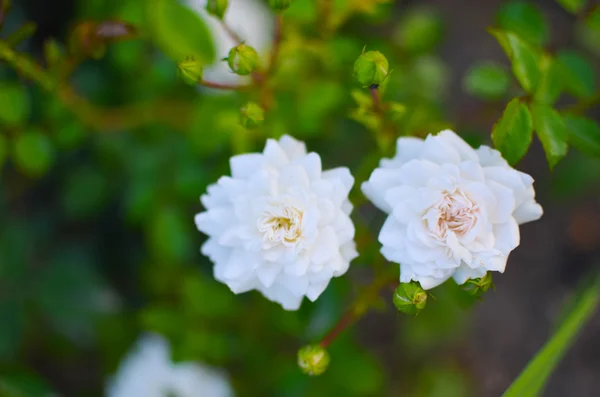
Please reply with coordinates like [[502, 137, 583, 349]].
[[319, 271, 398, 348]]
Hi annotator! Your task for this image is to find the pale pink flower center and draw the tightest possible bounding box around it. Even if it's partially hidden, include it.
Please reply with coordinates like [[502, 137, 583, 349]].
[[425, 190, 479, 239]]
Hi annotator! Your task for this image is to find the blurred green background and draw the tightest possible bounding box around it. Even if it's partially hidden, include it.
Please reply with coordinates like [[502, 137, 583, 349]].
[[0, 0, 599, 396]]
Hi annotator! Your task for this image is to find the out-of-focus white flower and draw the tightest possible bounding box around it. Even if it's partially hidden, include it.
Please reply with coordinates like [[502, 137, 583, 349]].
[[187, 0, 273, 85], [106, 334, 234, 397], [362, 130, 543, 289], [195, 135, 357, 310]]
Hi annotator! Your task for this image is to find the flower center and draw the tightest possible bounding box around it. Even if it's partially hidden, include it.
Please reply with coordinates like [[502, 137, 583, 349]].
[[425, 189, 478, 239], [257, 205, 303, 246]]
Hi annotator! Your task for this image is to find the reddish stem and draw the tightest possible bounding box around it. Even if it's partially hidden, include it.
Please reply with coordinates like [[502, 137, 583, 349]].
[[220, 20, 243, 45], [319, 310, 358, 348], [199, 80, 252, 90], [370, 87, 382, 113]]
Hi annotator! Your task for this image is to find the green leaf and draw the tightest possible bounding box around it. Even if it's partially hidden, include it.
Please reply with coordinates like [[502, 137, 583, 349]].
[[492, 98, 533, 165], [463, 62, 511, 100], [556, 50, 596, 98], [530, 103, 568, 169], [0, 82, 30, 127], [563, 114, 600, 158], [503, 270, 600, 396], [556, 0, 587, 14], [146, 0, 215, 63], [496, 1, 549, 46], [533, 54, 563, 105], [12, 129, 55, 177], [489, 29, 541, 94]]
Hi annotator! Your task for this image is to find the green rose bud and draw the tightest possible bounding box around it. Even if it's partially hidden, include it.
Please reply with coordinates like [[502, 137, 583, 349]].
[[226, 44, 259, 76], [240, 101, 264, 129], [297, 345, 330, 376], [393, 282, 427, 316], [268, 0, 294, 11], [353, 50, 389, 88], [178, 58, 203, 85], [206, 0, 228, 19], [461, 272, 494, 298]]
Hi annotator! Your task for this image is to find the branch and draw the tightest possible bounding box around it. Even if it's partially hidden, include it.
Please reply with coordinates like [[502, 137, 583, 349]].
[[318, 271, 398, 348], [0, 39, 193, 132], [198, 79, 253, 91], [219, 19, 244, 45]]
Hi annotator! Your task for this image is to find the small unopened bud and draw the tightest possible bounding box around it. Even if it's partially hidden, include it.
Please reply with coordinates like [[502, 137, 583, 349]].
[[240, 102, 264, 129], [206, 0, 228, 19], [297, 345, 330, 376], [393, 282, 427, 316], [461, 272, 494, 298], [226, 44, 258, 76], [353, 50, 389, 88], [268, 0, 294, 11], [178, 58, 203, 85]]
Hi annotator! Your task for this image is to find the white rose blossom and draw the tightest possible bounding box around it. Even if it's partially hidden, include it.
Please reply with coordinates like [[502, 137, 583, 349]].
[[362, 130, 543, 289], [188, 0, 273, 86], [107, 334, 234, 397], [195, 135, 357, 310]]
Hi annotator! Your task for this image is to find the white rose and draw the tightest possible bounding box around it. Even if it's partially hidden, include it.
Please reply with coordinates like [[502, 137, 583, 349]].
[[107, 334, 234, 397], [362, 130, 543, 289], [188, 0, 273, 86], [195, 135, 357, 310]]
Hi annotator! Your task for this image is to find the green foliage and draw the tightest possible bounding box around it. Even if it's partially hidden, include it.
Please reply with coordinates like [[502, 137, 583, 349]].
[[556, 50, 597, 99], [563, 114, 600, 158], [0, 0, 598, 395], [0, 82, 30, 127], [496, 1, 549, 46], [556, 0, 587, 14], [463, 62, 510, 100], [492, 98, 533, 165], [394, 7, 443, 54], [146, 0, 216, 63], [489, 28, 541, 94], [530, 103, 569, 169], [0, 371, 55, 397], [503, 270, 600, 396], [575, 7, 600, 56], [533, 54, 563, 105], [148, 206, 193, 263], [12, 129, 55, 177]]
